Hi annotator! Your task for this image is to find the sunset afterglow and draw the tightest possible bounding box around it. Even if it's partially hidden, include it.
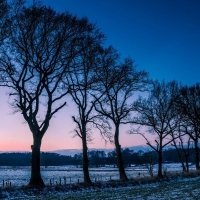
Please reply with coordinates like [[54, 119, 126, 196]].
[[0, 0, 200, 152]]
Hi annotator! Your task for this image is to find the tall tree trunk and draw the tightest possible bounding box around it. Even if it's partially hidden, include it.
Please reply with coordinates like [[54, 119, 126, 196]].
[[82, 134, 92, 184], [157, 150, 163, 177], [114, 124, 128, 180], [174, 144, 186, 172], [185, 153, 189, 172], [28, 136, 45, 187], [194, 139, 200, 170]]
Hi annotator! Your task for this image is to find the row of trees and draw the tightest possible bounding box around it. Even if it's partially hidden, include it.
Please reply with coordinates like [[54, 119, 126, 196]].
[[0, 0, 148, 187], [0, 148, 198, 167], [0, 0, 199, 187], [130, 81, 200, 177]]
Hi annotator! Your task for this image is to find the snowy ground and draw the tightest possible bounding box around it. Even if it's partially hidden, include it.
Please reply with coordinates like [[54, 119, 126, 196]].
[[1, 173, 200, 199], [38, 177, 200, 200], [0, 164, 199, 199], [0, 163, 196, 187]]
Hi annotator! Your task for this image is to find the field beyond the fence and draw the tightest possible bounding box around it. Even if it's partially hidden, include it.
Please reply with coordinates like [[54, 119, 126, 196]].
[[0, 163, 196, 187]]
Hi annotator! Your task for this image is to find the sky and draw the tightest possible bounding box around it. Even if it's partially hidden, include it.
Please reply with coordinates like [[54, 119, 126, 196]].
[[0, 0, 200, 151]]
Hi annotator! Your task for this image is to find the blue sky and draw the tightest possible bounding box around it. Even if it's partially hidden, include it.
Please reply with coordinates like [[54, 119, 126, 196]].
[[0, 0, 200, 151], [39, 0, 200, 85]]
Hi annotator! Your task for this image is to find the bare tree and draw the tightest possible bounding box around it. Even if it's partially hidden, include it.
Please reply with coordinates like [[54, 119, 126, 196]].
[[0, 0, 9, 44], [130, 80, 180, 177], [171, 128, 191, 172], [176, 83, 200, 170], [0, 0, 10, 82], [94, 46, 149, 180], [63, 44, 112, 184], [0, 2, 100, 187]]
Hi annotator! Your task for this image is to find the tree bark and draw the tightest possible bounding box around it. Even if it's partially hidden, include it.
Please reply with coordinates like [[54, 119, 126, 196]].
[[157, 150, 163, 177], [194, 139, 200, 170], [185, 153, 189, 172], [82, 134, 92, 184], [28, 136, 45, 188], [114, 124, 128, 180], [174, 145, 186, 172]]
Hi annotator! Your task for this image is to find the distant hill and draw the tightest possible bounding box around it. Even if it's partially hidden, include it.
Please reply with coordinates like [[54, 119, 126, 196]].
[[51, 145, 151, 156], [2, 143, 191, 156], [0, 146, 149, 156]]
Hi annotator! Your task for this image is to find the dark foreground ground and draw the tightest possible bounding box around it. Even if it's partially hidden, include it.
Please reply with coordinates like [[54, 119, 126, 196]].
[[1, 170, 200, 199]]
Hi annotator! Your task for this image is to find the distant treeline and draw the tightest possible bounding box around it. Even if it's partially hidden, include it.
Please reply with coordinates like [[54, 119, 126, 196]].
[[0, 148, 199, 167]]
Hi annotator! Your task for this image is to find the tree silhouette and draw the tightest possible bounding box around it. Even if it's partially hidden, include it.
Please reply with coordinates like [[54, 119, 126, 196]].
[[171, 127, 191, 172], [94, 46, 149, 180], [0, 0, 9, 44], [176, 83, 200, 170], [131, 80, 180, 177], [88, 150, 106, 167], [0, 1, 101, 187], [0, 0, 9, 82], [63, 43, 112, 184]]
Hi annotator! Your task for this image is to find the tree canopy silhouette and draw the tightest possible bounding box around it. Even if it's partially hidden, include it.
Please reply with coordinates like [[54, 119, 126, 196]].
[[62, 33, 112, 184], [94, 46, 149, 180], [176, 83, 200, 170], [130, 80, 180, 177], [0, 1, 104, 187]]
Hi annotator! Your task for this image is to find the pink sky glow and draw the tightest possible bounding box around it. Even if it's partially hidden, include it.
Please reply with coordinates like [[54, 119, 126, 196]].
[[0, 88, 147, 151]]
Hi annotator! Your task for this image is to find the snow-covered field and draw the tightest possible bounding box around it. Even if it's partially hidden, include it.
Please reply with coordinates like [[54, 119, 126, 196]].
[[1, 175, 200, 199], [0, 164, 199, 199], [34, 177, 200, 200], [0, 163, 196, 187]]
